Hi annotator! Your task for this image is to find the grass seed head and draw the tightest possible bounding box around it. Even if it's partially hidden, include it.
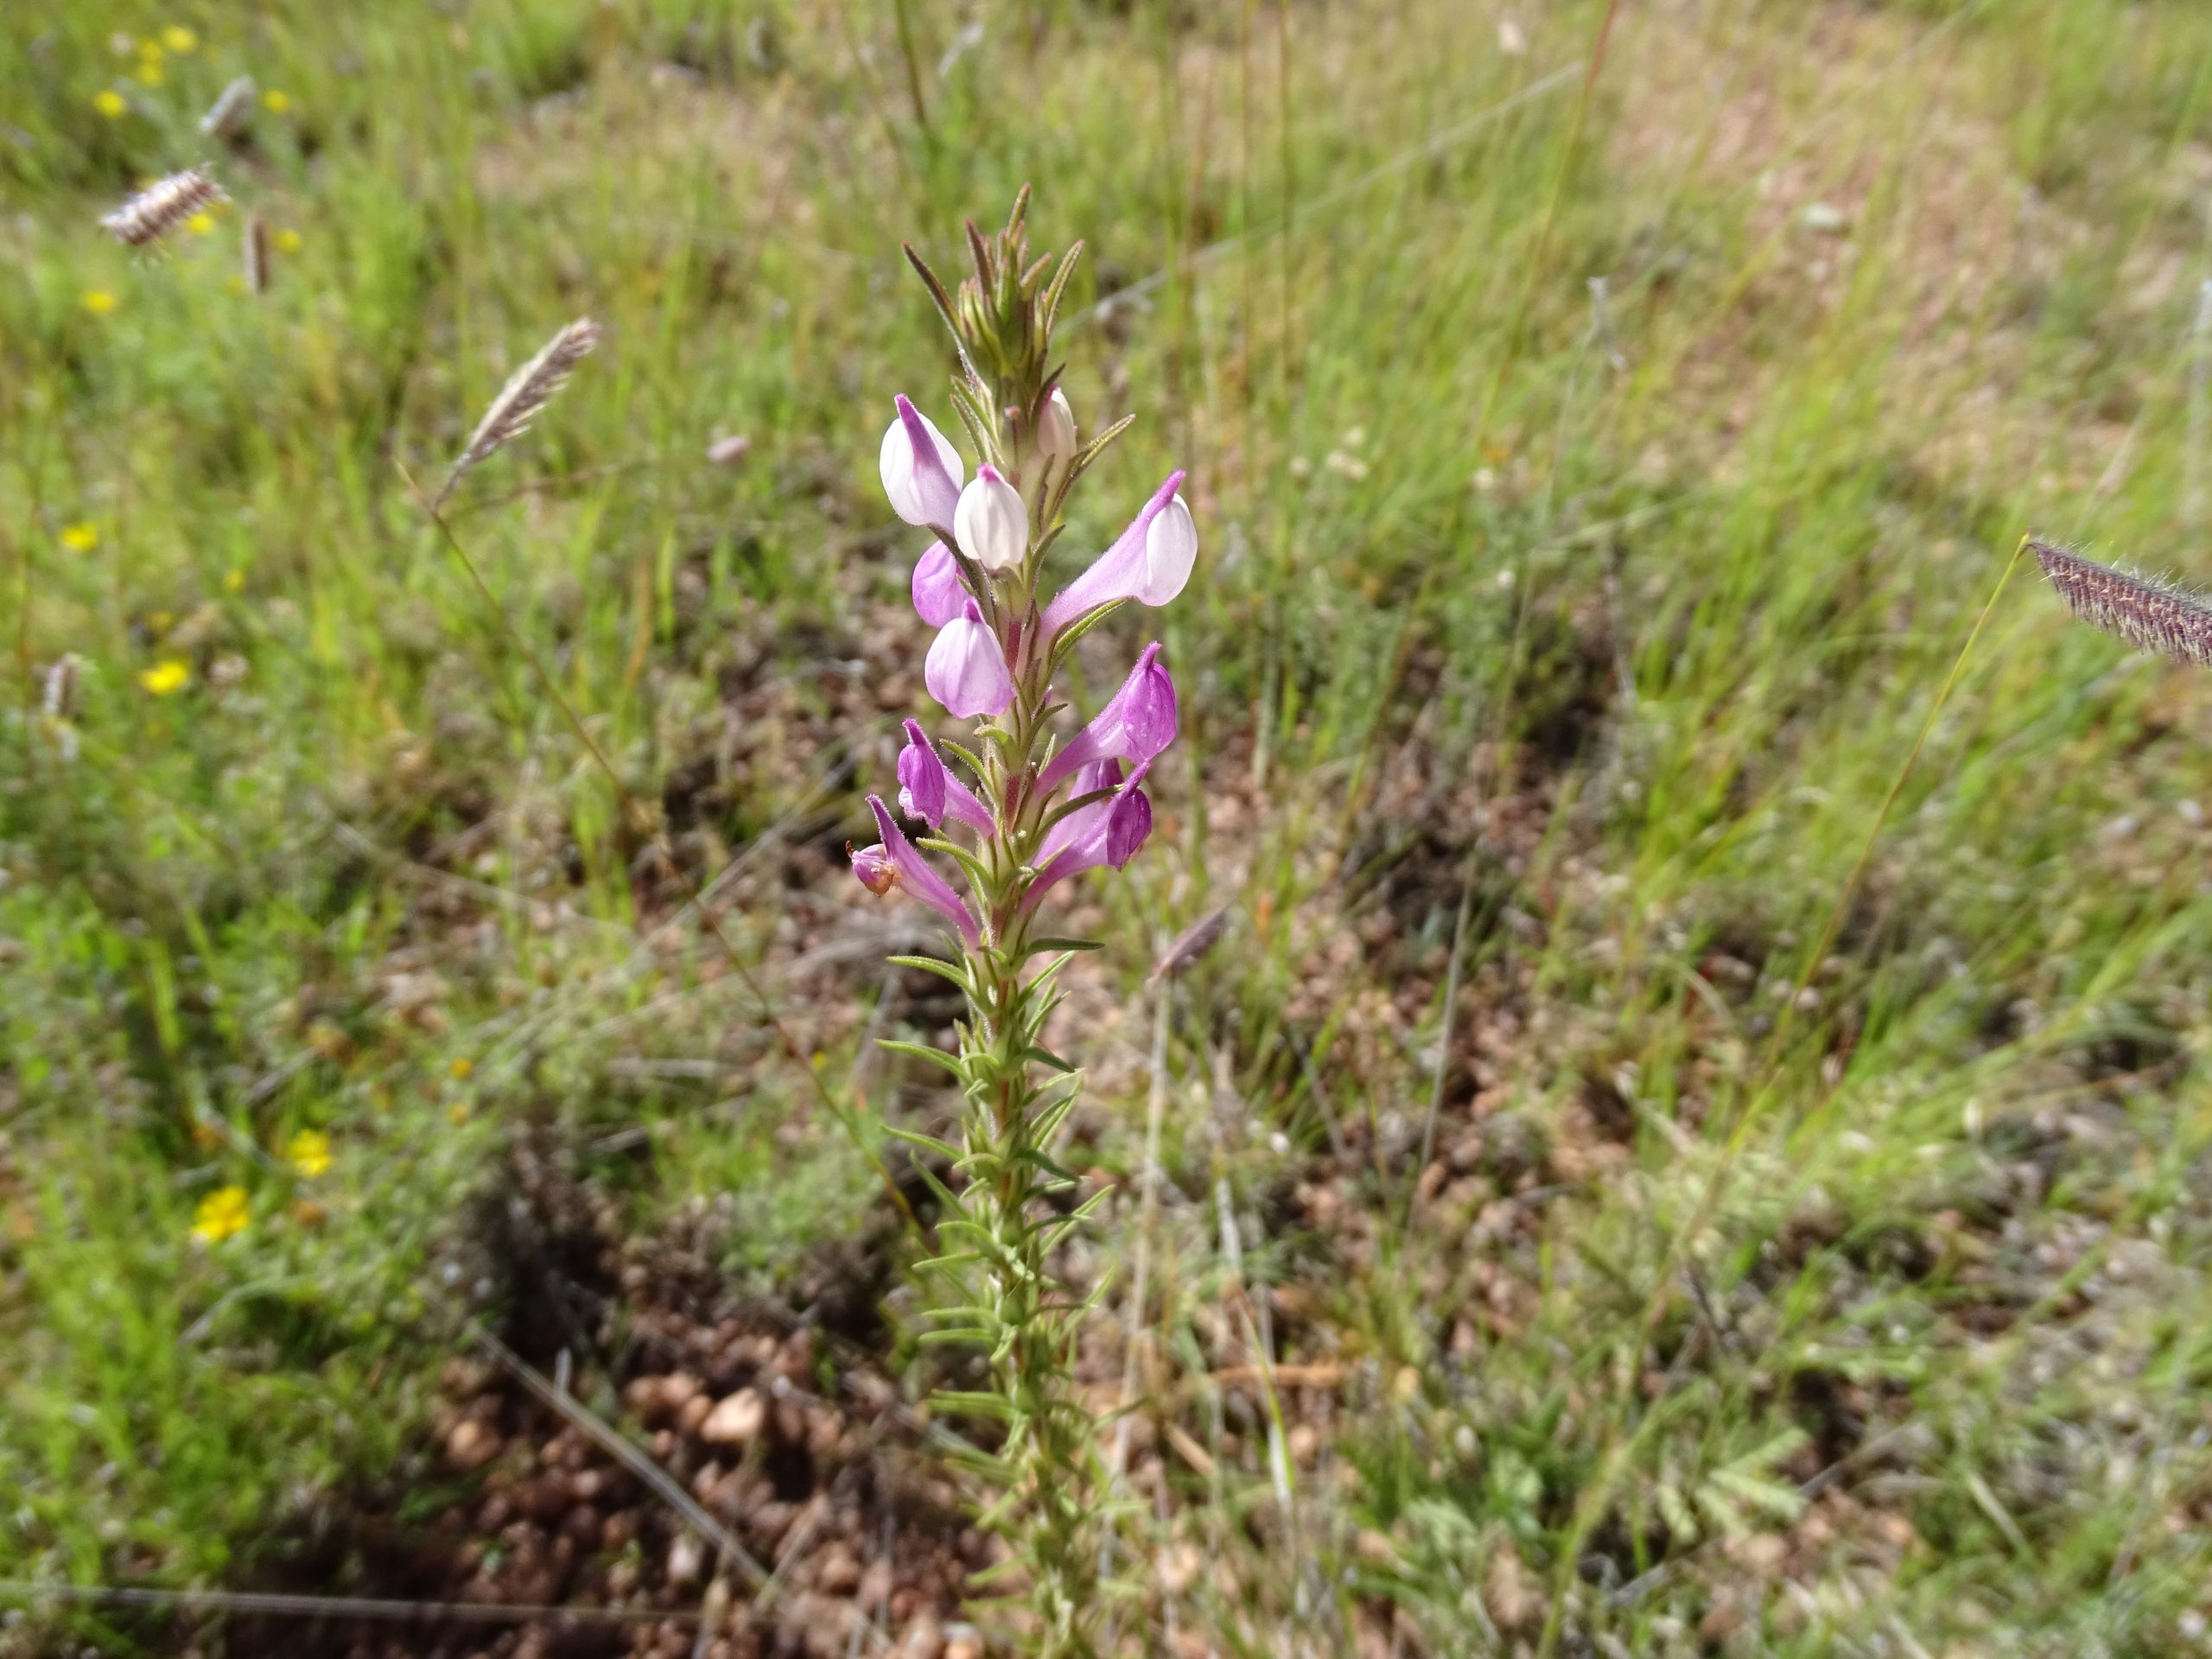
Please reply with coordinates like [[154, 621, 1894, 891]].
[[435, 318, 601, 509], [99, 167, 224, 247], [2032, 540, 2212, 669], [200, 75, 257, 141]]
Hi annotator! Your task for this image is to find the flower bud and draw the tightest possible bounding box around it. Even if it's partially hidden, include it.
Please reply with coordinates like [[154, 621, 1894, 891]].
[[912, 542, 965, 627], [954, 465, 1027, 574], [924, 601, 1014, 719], [878, 395, 964, 530], [1037, 386, 1077, 467], [849, 842, 896, 894]]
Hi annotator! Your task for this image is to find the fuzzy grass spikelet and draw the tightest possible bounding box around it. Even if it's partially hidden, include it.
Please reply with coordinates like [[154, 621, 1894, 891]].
[[435, 319, 601, 509], [2032, 540, 2212, 668], [99, 168, 223, 248], [200, 76, 257, 141]]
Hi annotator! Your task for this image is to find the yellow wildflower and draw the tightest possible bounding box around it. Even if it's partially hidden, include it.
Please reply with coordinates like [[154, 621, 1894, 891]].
[[80, 289, 119, 316], [135, 62, 164, 88], [287, 1129, 331, 1179], [162, 25, 199, 53], [448, 1103, 470, 1125], [272, 227, 302, 253], [137, 37, 164, 62], [224, 568, 245, 592], [94, 89, 128, 118], [60, 522, 99, 552], [187, 211, 213, 236], [139, 659, 191, 696], [261, 89, 291, 113], [448, 1057, 474, 1080], [191, 1185, 249, 1243]]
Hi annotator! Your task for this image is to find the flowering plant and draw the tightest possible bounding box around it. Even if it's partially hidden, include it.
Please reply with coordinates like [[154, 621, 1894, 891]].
[[850, 189, 1194, 1655]]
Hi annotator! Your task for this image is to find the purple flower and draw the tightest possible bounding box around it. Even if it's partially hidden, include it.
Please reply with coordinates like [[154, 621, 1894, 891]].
[[1038, 642, 1176, 793], [879, 395, 964, 530], [925, 601, 1014, 719], [1024, 759, 1155, 911], [851, 796, 981, 946], [1039, 471, 1195, 638], [897, 720, 994, 836], [912, 541, 965, 627]]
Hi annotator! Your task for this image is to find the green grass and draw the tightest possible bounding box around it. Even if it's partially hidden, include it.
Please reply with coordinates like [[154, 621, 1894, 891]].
[[4, 0, 2212, 1652]]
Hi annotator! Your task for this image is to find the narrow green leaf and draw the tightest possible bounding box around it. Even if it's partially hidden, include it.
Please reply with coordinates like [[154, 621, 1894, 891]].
[[887, 954, 972, 991], [877, 1039, 964, 1078]]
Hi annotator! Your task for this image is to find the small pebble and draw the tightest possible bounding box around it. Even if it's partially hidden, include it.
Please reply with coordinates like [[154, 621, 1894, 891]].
[[444, 1419, 500, 1471], [667, 1531, 704, 1586], [702, 1387, 766, 1445]]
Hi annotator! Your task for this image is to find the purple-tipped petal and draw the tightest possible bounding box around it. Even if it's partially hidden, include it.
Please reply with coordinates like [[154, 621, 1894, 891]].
[[912, 541, 965, 627], [925, 602, 1014, 719], [1039, 470, 1191, 638], [863, 797, 980, 946], [897, 720, 993, 836], [880, 396, 965, 530], [1038, 643, 1178, 793]]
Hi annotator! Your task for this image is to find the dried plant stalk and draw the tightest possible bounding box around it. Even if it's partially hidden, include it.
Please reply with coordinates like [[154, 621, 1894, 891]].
[[435, 319, 601, 509], [2032, 540, 2212, 669], [241, 213, 270, 296], [99, 168, 222, 247]]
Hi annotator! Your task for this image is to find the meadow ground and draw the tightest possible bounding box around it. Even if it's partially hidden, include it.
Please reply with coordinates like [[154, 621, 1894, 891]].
[[4, 0, 2212, 1654]]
